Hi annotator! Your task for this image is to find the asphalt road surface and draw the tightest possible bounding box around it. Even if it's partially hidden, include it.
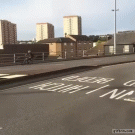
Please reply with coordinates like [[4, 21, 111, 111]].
[[1, 62, 135, 135]]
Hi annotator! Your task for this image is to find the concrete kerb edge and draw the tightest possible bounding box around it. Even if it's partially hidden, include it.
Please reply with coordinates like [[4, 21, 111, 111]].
[[0, 60, 135, 86], [0, 66, 98, 85]]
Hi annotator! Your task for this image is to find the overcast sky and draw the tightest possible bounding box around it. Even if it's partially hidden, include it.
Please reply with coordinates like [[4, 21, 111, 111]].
[[0, 0, 135, 40]]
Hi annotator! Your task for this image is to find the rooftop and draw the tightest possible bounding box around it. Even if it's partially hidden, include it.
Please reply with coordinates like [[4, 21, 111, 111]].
[[105, 32, 135, 45], [69, 35, 91, 41], [63, 15, 81, 18], [36, 23, 53, 25], [37, 37, 75, 44]]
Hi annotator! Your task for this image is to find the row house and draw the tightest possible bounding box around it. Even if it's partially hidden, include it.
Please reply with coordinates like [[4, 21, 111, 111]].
[[37, 35, 93, 58]]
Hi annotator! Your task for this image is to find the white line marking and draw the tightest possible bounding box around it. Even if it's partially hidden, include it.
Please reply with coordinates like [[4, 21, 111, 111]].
[[99, 89, 126, 99], [42, 83, 65, 91], [0, 74, 27, 79], [0, 74, 9, 76], [124, 99, 135, 102], [86, 85, 109, 94], [116, 91, 134, 100], [54, 84, 73, 92], [60, 85, 83, 93], [102, 66, 111, 68], [69, 86, 89, 94]]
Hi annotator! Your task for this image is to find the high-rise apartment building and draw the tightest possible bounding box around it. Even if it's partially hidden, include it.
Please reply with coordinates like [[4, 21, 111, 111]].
[[0, 20, 17, 45], [36, 23, 54, 42], [63, 15, 82, 36]]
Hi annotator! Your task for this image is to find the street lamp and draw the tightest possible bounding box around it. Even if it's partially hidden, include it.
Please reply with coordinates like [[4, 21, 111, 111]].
[[112, 0, 119, 54]]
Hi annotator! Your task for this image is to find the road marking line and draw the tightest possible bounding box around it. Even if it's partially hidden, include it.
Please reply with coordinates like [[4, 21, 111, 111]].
[[61, 85, 83, 93], [99, 89, 126, 99], [69, 86, 89, 94], [0, 74, 27, 79], [42, 83, 65, 91], [124, 99, 135, 102], [102, 66, 111, 68], [0, 74, 9, 76], [54, 85, 73, 92], [86, 85, 109, 94], [116, 91, 134, 100]]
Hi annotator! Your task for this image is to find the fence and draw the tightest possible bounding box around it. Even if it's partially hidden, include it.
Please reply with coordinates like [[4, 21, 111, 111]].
[[0, 50, 105, 66]]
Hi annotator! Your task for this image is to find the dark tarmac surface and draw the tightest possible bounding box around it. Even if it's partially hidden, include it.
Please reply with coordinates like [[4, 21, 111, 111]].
[[0, 62, 135, 135]]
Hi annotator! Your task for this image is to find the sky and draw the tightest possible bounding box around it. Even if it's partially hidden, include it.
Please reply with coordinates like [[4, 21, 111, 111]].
[[0, 0, 135, 40]]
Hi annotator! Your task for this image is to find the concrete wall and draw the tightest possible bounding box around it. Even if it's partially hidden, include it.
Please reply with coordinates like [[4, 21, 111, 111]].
[[104, 45, 134, 55], [0, 44, 49, 55]]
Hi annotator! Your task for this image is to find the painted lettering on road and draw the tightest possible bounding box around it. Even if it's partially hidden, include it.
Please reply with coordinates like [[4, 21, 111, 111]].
[[29, 82, 89, 94], [62, 76, 114, 84], [124, 80, 135, 87], [28, 80, 135, 103], [99, 89, 134, 100]]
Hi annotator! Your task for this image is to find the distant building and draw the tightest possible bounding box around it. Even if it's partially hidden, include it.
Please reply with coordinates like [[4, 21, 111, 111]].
[[36, 23, 54, 42], [37, 37, 76, 58], [66, 35, 93, 57], [104, 32, 135, 55], [63, 15, 82, 36], [37, 35, 93, 58], [18, 40, 33, 44], [0, 20, 17, 45]]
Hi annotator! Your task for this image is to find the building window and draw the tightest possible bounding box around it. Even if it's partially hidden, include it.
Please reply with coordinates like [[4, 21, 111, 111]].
[[71, 49, 74, 52], [124, 45, 129, 53], [70, 43, 73, 46], [109, 46, 114, 53], [64, 43, 67, 46]]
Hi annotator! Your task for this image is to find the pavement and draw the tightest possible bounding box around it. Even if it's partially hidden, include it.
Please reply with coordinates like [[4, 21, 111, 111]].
[[0, 54, 135, 85]]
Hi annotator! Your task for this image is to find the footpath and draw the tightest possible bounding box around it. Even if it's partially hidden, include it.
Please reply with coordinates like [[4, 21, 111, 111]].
[[0, 54, 135, 85]]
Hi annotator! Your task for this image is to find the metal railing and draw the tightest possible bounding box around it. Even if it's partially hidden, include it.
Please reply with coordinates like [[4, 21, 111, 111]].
[[0, 50, 104, 65], [1, 48, 133, 66]]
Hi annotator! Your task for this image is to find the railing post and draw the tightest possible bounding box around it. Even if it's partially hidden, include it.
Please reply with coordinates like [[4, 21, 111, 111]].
[[83, 50, 84, 57], [65, 51, 66, 59], [14, 54, 16, 63], [98, 50, 100, 56], [42, 52, 44, 61]]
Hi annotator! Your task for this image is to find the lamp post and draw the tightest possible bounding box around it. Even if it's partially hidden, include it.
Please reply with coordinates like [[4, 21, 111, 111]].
[[112, 0, 119, 54]]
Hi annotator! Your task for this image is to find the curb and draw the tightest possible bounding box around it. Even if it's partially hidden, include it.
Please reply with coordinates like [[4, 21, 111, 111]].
[[0, 60, 135, 86], [0, 66, 99, 85]]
